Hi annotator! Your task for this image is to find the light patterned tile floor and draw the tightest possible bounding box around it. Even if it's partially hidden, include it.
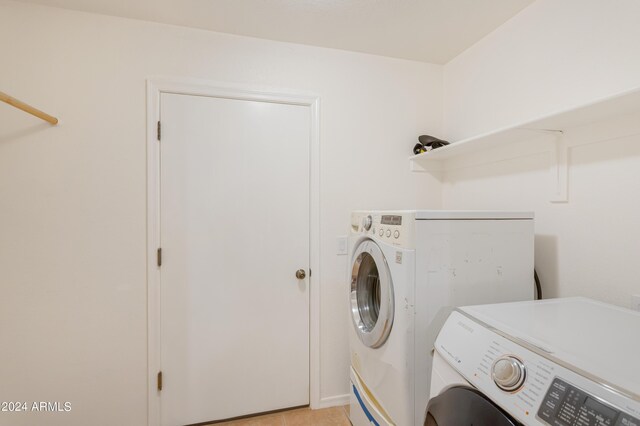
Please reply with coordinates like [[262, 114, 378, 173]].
[[213, 405, 350, 426]]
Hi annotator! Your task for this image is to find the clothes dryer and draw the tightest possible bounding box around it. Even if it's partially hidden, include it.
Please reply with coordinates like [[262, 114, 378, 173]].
[[349, 210, 535, 426]]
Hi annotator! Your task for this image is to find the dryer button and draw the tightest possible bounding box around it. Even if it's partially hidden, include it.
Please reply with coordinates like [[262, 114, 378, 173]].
[[363, 215, 372, 231], [393, 230, 400, 239], [379, 228, 384, 236], [386, 229, 391, 237]]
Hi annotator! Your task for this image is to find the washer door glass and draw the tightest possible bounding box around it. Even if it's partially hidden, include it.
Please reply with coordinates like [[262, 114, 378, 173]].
[[350, 239, 394, 348], [425, 386, 520, 426]]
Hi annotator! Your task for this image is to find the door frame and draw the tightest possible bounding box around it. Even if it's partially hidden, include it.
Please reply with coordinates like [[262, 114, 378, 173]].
[[145, 77, 321, 426]]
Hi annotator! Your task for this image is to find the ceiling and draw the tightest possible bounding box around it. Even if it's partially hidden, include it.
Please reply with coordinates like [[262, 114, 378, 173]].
[[15, 0, 535, 63]]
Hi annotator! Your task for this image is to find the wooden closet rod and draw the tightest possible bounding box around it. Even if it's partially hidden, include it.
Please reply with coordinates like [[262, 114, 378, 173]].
[[0, 91, 58, 125]]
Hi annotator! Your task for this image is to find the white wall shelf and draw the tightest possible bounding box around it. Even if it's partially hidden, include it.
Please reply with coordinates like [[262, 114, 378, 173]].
[[410, 86, 640, 202]]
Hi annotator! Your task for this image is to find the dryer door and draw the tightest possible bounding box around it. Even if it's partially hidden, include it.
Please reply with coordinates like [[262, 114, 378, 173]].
[[350, 239, 394, 348], [425, 386, 521, 426]]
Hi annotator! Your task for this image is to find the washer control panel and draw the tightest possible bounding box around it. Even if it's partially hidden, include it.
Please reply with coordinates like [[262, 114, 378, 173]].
[[538, 378, 640, 426], [434, 311, 640, 426], [350, 211, 415, 248]]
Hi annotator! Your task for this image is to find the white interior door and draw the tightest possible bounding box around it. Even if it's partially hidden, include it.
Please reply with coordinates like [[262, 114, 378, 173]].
[[159, 93, 310, 426]]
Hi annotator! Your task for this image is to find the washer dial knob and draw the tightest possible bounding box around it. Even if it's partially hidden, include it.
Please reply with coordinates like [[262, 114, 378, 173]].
[[363, 215, 372, 231], [492, 356, 526, 392]]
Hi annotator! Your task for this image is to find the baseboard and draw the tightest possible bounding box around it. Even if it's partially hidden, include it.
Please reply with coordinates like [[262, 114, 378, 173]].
[[313, 393, 350, 409]]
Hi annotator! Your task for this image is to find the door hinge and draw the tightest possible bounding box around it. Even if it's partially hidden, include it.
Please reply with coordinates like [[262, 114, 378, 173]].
[[157, 121, 161, 141], [157, 248, 162, 267], [157, 371, 163, 391]]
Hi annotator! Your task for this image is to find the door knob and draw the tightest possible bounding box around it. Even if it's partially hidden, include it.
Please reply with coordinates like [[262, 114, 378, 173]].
[[295, 269, 306, 279]]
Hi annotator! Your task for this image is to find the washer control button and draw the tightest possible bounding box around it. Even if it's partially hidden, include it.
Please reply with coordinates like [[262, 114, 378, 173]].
[[379, 228, 384, 236], [492, 356, 526, 392], [393, 230, 400, 239], [386, 229, 391, 237]]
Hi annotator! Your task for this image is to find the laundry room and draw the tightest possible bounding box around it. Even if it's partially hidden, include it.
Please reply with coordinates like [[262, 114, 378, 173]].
[[0, 1, 638, 426]]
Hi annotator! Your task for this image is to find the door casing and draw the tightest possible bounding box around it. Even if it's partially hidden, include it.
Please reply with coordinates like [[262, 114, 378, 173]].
[[145, 77, 321, 426]]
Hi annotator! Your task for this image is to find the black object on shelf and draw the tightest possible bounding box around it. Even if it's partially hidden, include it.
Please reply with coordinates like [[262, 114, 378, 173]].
[[413, 135, 450, 155]]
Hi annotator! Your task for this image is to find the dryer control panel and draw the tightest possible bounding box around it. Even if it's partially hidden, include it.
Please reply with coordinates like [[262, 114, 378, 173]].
[[434, 311, 640, 426], [351, 211, 415, 248]]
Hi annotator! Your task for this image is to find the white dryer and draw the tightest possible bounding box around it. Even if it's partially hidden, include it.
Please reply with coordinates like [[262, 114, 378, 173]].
[[428, 297, 640, 426], [348, 210, 535, 426]]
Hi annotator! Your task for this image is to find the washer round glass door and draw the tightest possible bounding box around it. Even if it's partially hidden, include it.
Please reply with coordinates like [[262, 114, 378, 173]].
[[425, 386, 520, 426], [350, 239, 394, 348]]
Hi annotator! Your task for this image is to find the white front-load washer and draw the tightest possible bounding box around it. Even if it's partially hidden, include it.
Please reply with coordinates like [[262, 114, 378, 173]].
[[348, 210, 535, 426], [428, 297, 640, 425]]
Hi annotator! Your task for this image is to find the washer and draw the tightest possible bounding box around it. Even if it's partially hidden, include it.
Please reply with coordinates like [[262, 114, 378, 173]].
[[348, 210, 535, 426], [428, 297, 640, 425]]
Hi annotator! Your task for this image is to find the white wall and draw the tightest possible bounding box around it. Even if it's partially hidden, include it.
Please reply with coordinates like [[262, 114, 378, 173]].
[[0, 2, 443, 425], [441, 0, 640, 309], [444, 0, 640, 141]]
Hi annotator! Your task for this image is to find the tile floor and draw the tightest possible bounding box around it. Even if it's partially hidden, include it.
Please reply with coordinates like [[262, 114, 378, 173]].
[[213, 405, 350, 425]]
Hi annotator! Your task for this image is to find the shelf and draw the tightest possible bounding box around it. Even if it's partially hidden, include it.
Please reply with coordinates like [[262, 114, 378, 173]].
[[411, 86, 640, 169], [410, 86, 640, 202]]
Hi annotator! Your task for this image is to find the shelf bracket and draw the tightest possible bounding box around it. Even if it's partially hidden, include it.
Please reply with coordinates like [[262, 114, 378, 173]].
[[521, 128, 568, 202], [548, 131, 568, 203]]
